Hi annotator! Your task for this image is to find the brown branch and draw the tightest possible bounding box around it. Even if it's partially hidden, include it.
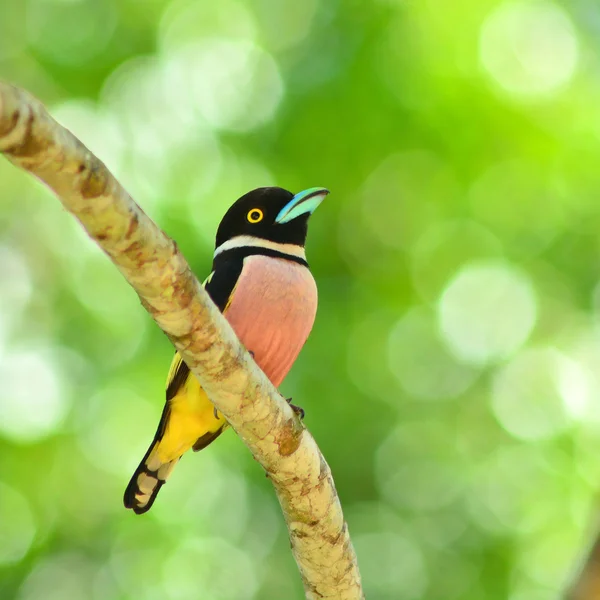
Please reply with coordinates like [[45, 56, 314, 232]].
[[0, 81, 364, 600]]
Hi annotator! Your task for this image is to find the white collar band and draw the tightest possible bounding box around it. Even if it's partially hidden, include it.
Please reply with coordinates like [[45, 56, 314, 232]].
[[214, 235, 307, 261]]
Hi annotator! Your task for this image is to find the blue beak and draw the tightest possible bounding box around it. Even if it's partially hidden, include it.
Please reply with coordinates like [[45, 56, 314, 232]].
[[275, 187, 329, 224]]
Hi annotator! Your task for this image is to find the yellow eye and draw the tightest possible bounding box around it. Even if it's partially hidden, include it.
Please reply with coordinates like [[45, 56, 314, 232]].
[[247, 208, 264, 223]]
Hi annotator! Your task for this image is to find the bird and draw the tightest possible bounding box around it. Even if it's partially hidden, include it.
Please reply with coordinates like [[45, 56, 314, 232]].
[[123, 186, 329, 514]]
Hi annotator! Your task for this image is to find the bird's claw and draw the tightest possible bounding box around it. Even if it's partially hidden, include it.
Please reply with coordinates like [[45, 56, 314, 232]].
[[286, 397, 305, 420]]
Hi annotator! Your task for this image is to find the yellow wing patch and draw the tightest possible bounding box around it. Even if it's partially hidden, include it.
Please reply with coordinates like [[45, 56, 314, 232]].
[[158, 368, 227, 463], [203, 271, 215, 287], [223, 278, 238, 312], [165, 352, 184, 389]]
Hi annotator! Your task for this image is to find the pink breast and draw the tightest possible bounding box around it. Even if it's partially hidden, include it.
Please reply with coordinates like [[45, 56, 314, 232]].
[[224, 255, 318, 387]]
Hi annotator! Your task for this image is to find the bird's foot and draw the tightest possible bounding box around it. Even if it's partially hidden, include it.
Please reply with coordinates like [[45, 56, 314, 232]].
[[286, 397, 305, 420]]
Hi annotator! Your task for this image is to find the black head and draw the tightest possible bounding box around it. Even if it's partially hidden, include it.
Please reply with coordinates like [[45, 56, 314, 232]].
[[215, 186, 329, 249]]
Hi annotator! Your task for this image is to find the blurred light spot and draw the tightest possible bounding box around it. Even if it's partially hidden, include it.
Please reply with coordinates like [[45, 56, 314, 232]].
[[0, 349, 69, 443], [77, 386, 159, 478], [163, 538, 258, 600], [101, 60, 183, 208], [27, 0, 117, 65], [0, 482, 35, 565], [491, 348, 589, 441], [123, 144, 172, 211], [509, 591, 554, 600], [242, 488, 282, 560], [426, 550, 481, 600], [0, 2, 27, 59], [388, 307, 479, 400], [101, 55, 221, 209], [438, 261, 537, 366], [110, 530, 172, 598], [558, 356, 589, 419], [349, 502, 470, 561], [354, 532, 427, 600], [359, 152, 460, 251], [103, 54, 211, 148], [187, 151, 275, 244], [0, 245, 33, 328], [19, 553, 96, 600], [346, 502, 406, 539], [251, 0, 319, 51], [159, 0, 257, 50], [377, 421, 465, 511], [411, 512, 469, 552], [517, 528, 580, 590], [468, 445, 555, 534], [591, 281, 600, 331], [469, 160, 566, 255], [153, 454, 250, 544], [0, 313, 6, 360], [411, 220, 503, 303], [337, 190, 390, 272], [347, 311, 402, 406], [171, 40, 284, 132], [51, 100, 125, 175], [381, 460, 464, 511], [479, 0, 578, 99], [68, 253, 147, 365], [565, 327, 600, 428], [92, 565, 120, 600], [69, 251, 135, 323], [30, 199, 93, 270], [101, 41, 278, 204], [180, 144, 224, 208]]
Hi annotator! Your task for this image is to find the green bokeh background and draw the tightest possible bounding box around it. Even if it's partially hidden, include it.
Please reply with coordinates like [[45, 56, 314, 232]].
[[1, 0, 600, 598]]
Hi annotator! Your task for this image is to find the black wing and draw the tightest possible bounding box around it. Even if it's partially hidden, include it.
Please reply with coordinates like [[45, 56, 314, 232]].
[[165, 257, 245, 401]]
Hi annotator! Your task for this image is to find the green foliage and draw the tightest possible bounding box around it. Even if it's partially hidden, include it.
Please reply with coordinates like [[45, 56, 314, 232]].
[[1, 0, 599, 598]]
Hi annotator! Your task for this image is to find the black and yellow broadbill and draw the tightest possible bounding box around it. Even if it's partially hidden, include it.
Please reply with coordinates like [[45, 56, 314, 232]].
[[124, 186, 329, 514]]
